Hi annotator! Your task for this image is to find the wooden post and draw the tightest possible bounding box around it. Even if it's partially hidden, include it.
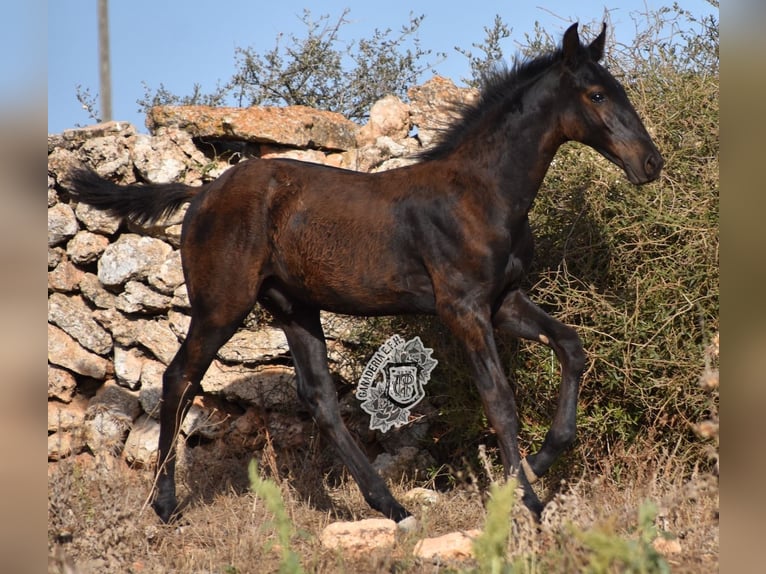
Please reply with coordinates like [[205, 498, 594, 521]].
[[98, 0, 112, 122]]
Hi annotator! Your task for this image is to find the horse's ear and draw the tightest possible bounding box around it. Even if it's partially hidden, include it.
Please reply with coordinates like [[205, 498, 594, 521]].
[[562, 23, 580, 66], [589, 23, 607, 61]]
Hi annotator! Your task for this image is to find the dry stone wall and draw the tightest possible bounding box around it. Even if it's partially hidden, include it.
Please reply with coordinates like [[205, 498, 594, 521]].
[[47, 77, 477, 476]]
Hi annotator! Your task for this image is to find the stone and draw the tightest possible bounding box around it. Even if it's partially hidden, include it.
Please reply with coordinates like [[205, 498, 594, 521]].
[[373, 156, 420, 172], [48, 246, 64, 269], [216, 328, 290, 363], [66, 230, 109, 264], [48, 432, 83, 461], [403, 487, 442, 505], [131, 133, 188, 184], [97, 234, 173, 287], [180, 395, 235, 440], [48, 365, 77, 403], [48, 203, 79, 247], [60, 120, 137, 146], [47, 147, 81, 182], [48, 324, 109, 379], [74, 201, 121, 235], [373, 135, 410, 158], [123, 414, 160, 467], [48, 293, 113, 355], [320, 313, 362, 342], [138, 359, 165, 418], [147, 250, 184, 294], [79, 273, 117, 309], [84, 380, 141, 455], [652, 536, 682, 555], [172, 283, 190, 309], [84, 406, 133, 455], [319, 518, 397, 554], [372, 446, 436, 482], [168, 309, 191, 340], [354, 145, 386, 172], [48, 185, 58, 207], [408, 76, 479, 148], [96, 314, 179, 365], [146, 105, 359, 151], [115, 281, 173, 314], [163, 224, 183, 248], [79, 134, 134, 180], [48, 397, 87, 433], [259, 147, 329, 165], [113, 346, 146, 390], [201, 362, 298, 409], [263, 412, 310, 449], [48, 398, 87, 461], [357, 95, 411, 144], [135, 319, 181, 364], [48, 256, 84, 293], [88, 379, 142, 420], [413, 529, 481, 562]]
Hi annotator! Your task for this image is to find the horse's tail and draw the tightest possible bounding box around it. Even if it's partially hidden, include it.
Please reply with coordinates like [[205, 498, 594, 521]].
[[66, 168, 208, 225]]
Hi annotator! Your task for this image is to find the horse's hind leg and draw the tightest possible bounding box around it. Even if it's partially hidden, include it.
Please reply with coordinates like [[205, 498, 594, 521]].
[[492, 289, 586, 483], [153, 286, 260, 523], [261, 292, 411, 522]]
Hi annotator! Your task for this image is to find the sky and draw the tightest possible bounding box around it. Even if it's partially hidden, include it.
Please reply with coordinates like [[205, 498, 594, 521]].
[[47, 1, 717, 134]]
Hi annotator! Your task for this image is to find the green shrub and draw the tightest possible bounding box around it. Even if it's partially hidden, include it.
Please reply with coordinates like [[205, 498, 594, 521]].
[[473, 479, 518, 574], [399, 6, 718, 482], [248, 460, 304, 574]]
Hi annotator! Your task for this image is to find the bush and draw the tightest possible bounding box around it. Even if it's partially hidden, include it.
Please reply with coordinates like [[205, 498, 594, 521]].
[[419, 5, 718, 481]]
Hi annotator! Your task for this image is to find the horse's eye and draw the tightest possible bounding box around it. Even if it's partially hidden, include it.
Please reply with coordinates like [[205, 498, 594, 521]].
[[590, 92, 606, 104]]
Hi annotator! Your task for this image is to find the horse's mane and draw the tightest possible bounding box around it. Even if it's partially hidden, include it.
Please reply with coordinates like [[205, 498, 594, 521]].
[[418, 47, 568, 161]]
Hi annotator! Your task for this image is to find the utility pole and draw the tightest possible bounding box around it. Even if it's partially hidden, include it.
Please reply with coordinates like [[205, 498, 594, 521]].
[[98, 0, 112, 122]]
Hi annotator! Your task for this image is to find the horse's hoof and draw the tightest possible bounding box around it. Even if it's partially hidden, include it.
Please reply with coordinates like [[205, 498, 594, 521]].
[[152, 499, 179, 524]]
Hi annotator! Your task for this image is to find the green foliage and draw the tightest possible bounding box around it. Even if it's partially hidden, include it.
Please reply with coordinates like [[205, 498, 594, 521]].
[[407, 5, 719, 481], [139, 9, 443, 122], [137, 80, 229, 112], [74, 84, 101, 124], [248, 459, 304, 574], [472, 479, 518, 574], [466, 485, 672, 574], [455, 15, 512, 87], [577, 501, 670, 574]]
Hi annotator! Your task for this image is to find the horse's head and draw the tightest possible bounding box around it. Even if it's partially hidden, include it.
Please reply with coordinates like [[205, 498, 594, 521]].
[[556, 23, 664, 184]]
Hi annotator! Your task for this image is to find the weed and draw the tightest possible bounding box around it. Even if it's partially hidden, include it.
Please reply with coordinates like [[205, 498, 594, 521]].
[[473, 478, 518, 574], [577, 501, 670, 574], [248, 459, 305, 574]]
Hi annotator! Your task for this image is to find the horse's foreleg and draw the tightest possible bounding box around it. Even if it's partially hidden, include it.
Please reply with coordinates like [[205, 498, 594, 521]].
[[272, 304, 411, 523], [492, 289, 586, 483], [438, 300, 544, 519]]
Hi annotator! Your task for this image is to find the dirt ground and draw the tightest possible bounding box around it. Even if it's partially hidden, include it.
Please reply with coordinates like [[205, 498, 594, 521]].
[[47, 438, 718, 574]]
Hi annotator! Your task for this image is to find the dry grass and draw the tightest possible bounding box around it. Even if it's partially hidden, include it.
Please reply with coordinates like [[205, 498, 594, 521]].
[[48, 438, 718, 573], [48, 334, 719, 573]]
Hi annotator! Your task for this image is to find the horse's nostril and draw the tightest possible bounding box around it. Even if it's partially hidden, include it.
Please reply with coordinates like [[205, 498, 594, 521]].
[[645, 152, 663, 177]]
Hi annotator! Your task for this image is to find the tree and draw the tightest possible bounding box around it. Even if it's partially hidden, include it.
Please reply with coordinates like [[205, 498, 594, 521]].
[[138, 9, 444, 123], [454, 14, 511, 87]]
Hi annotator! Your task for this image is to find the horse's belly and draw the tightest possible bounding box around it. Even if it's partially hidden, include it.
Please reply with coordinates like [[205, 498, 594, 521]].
[[271, 255, 436, 316]]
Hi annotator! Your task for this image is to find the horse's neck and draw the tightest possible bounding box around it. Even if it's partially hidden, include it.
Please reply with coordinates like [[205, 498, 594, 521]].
[[465, 104, 562, 216]]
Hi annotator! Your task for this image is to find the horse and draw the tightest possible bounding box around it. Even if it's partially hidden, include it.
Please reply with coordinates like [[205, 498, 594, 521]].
[[67, 22, 663, 524]]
